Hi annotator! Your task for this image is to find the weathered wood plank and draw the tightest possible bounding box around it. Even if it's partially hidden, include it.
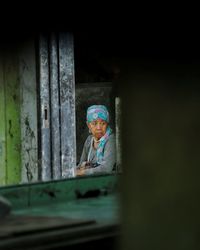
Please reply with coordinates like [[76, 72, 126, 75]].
[[0, 57, 6, 185], [50, 33, 61, 179], [59, 33, 76, 177], [19, 39, 38, 183], [39, 34, 51, 181], [4, 52, 21, 185]]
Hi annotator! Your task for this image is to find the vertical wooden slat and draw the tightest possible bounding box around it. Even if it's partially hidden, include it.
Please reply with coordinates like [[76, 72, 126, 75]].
[[39, 34, 51, 181], [4, 52, 21, 185], [50, 33, 61, 179], [19, 39, 38, 183], [115, 97, 122, 172], [0, 56, 6, 185], [59, 33, 76, 177]]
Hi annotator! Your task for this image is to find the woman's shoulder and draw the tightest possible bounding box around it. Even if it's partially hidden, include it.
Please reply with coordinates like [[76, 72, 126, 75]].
[[109, 133, 115, 139], [104, 133, 116, 152], [109, 133, 115, 140], [106, 133, 115, 145], [84, 135, 93, 145]]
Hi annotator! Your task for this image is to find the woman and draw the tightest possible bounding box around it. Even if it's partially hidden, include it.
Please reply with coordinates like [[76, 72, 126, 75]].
[[76, 105, 116, 176]]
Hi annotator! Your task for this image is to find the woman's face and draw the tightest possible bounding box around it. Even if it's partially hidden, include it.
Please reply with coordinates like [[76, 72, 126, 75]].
[[87, 119, 108, 140]]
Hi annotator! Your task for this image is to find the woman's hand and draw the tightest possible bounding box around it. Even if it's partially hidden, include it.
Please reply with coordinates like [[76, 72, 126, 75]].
[[76, 162, 87, 176], [79, 161, 87, 168], [76, 161, 92, 176], [75, 168, 86, 176]]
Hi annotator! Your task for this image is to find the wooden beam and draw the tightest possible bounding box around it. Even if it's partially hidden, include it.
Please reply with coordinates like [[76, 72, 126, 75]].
[[0, 57, 6, 185], [4, 52, 21, 185]]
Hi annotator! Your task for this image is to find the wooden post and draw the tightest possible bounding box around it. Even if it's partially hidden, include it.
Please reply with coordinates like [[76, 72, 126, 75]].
[[0, 57, 6, 185], [50, 33, 61, 179], [4, 52, 21, 185], [39, 34, 51, 181], [59, 33, 76, 177], [19, 39, 38, 183]]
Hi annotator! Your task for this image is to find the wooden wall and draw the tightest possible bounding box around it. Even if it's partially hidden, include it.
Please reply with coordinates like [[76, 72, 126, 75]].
[[0, 39, 38, 186]]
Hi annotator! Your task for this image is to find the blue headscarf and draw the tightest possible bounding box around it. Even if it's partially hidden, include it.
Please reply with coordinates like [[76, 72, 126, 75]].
[[86, 105, 112, 164], [87, 105, 109, 123]]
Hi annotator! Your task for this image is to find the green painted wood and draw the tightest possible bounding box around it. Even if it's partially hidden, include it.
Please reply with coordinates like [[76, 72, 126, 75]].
[[13, 194, 119, 224], [0, 59, 6, 185], [0, 175, 120, 250], [19, 40, 38, 184], [4, 53, 21, 185], [0, 174, 119, 209]]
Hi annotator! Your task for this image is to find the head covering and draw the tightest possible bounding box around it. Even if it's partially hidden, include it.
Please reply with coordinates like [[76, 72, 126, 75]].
[[86, 105, 109, 123]]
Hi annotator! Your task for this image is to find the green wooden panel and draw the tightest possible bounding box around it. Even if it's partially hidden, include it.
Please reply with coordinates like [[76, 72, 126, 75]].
[[4, 53, 21, 185], [0, 174, 119, 209], [19, 41, 38, 183], [0, 59, 6, 185]]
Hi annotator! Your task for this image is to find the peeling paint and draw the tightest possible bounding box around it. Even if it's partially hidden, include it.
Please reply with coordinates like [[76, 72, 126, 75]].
[[21, 115, 37, 182], [19, 40, 38, 184], [8, 120, 13, 138], [50, 33, 61, 179], [38, 33, 76, 181], [39, 34, 51, 181], [59, 33, 76, 177]]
